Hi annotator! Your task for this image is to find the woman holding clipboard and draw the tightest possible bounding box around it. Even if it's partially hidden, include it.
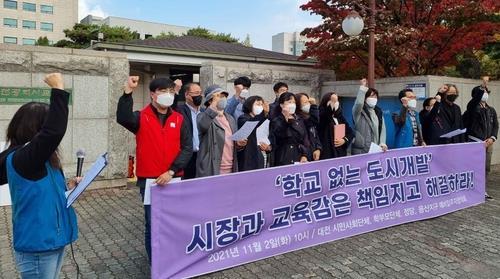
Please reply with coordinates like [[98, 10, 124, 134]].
[[318, 92, 354, 159]]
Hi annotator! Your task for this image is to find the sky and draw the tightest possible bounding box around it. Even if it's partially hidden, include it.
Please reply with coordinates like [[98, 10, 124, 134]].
[[78, 0, 323, 50]]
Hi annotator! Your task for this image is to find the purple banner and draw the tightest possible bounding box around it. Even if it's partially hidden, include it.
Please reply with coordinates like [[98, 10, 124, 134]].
[[151, 143, 485, 279]]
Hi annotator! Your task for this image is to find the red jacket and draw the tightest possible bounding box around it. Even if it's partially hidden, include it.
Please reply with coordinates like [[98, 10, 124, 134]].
[[135, 105, 183, 177]]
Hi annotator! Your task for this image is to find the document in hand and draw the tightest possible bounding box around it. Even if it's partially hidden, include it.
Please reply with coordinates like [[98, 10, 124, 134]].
[[143, 178, 181, 205], [439, 128, 467, 139], [332, 124, 346, 141], [256, 119, 270, 145], [66, 153, 108, 208], [368, 142, 383, 153], [230, 121, 259, 141]]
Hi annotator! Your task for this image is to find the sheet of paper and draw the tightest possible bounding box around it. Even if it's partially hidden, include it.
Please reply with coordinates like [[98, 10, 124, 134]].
[[144, 177, 181, 205], [333, 124, 346, 141], [0, 141, 11, 207], [230, 121, 259, 141], [440, 128, 466, 139], [256, 119, 270, 145], [468, 135, 483, 142], [66, 153, 108, 208], [368, 142, 383, 153]]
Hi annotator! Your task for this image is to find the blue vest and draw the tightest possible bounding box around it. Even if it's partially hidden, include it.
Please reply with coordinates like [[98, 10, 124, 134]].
[[394, 111, 420, 148], [6, 152, 78, 252]]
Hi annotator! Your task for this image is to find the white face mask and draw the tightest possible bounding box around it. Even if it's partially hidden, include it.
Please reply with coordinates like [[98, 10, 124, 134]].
[[240, 89, 250, 99], [301, 104, 311, 114], [287, 103, 296, 114], [156, 93, 175, 107], [216, 97, 227, 110], [408, 99, 417, 109], [366, 97, 377, 108], [252, 105, 263, 115], [482, 93, 489, 102]]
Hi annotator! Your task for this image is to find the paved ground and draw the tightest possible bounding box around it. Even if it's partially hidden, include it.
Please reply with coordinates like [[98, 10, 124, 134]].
[[1, 168, 500, 279]]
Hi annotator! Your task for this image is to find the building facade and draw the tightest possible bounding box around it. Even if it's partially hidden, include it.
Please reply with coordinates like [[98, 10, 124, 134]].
[[272, 32, 309, 56], [80, 15, 204, 40], [1, 0, 77, 45]]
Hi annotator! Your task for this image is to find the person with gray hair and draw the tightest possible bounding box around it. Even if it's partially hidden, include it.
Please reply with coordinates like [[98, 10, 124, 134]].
[[196, 85, 247, 177]]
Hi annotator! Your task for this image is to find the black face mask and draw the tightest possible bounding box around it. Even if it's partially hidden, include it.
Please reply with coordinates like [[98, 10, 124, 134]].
[[446, 94, 458, 103], [192, 95, 203, 106]]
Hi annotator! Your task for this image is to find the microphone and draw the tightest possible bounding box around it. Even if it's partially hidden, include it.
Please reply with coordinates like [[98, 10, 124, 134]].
[[76, 149, 85, 177]]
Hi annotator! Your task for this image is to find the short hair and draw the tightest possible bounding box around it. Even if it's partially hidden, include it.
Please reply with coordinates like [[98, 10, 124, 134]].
[[242, 95, 264, 114], [149, 78, 175, 92], [234, 76, 251, 88], [182, 82, 200, 94], [273, 82, 288, 93], [398, 88, 413, 101], [365, 88, 379, 99], [423, 97, 435, 107]]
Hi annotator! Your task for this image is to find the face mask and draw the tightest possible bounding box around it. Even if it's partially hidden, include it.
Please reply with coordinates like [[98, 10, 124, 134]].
[[366, 97, 377, 108], [253, 105, 264, 115], [407, 99, 417, 109], [156, 93, 175, 107], [446, 94, 458, 103], [287, 103, 296, 114], [301, 104, 311, 114], [240, 89, 250, 99], [216, 97, 227, 110], [481, 93, 489, 102], [192, 95, 203, 106]]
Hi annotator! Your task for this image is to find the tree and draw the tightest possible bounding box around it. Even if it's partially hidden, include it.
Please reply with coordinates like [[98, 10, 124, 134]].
[[35, 36, 50, 46], [185, 26, 239, 43], [154, 32, 178, 39], [54, 23, 140, 48], [242, 34, 253, 47], [300, 0, 500, 79]]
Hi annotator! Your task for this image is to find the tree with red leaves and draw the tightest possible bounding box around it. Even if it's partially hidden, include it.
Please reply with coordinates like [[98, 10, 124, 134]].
[[300, 0, 500, 80]]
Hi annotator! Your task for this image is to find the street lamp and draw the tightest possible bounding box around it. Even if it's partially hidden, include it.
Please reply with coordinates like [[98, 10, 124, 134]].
[[341, 0, 376, 88]]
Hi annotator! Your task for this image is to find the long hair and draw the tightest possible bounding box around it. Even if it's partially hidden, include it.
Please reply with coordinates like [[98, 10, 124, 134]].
[[6, 102, 61, 169]]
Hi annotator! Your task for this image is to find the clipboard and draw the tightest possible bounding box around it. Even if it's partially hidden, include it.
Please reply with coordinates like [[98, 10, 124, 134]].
[[66, 153, 108, 208], [332, 123, 346, 141]]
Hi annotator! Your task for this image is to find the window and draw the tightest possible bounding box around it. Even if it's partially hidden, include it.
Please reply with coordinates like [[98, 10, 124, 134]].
[[3, 0, 17, 9], [3, 36, 17, 44], [40, 22, 52, 31], [22, 20, 35, 29], [22, 2, 35, 12], [3, 18, 17, 28], [40, 4, 53, 14], [22, 38, 35, 45]]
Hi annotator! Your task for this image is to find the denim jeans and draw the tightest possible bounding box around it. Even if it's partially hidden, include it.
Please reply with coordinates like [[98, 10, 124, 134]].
[[139, 186, 151, 263], [14, 247, 65, 279]]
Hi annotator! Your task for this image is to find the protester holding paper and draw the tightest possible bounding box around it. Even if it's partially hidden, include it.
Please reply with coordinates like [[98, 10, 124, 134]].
[[270, 92, 310, 166], [0, 73, 80, 278], [352, 79, 388, 154], [463, 77, 498, 199], [392, 88, 425, 148], [318, 92, 353, 159], [116, 76, 192, 261], [237, 96, 271, 171], [197, 85, 247, 177], [296, 93, 322, 161], [425, 84, 465, 145]]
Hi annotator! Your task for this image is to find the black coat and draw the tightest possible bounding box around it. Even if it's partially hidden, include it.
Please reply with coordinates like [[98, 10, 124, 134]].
[[424, 98, 465, 145], [463, 86, 498, 141], [297, 104, 322, 161], [237, 113, 268, 171], [318, 105, 354, 159], [270, 114, 309, 166]]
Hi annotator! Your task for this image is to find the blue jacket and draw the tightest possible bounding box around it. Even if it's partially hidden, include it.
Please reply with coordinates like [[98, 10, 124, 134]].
[[7, 152, 78, 252], [393, 109, 422, 148]]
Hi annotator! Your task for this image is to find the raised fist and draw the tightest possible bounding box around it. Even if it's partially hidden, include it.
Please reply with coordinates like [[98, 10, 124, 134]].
[[174, 79, 182, 94], [124, 76, 139, 94], [309, 97, 317, 105], [438, 84, 448, 93], [44, 73, 64, 90]]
